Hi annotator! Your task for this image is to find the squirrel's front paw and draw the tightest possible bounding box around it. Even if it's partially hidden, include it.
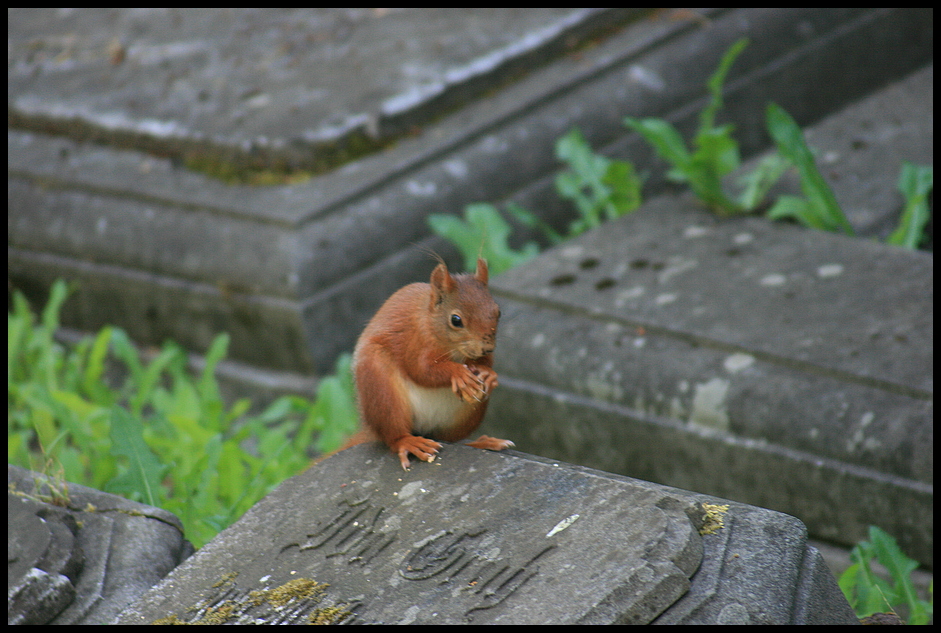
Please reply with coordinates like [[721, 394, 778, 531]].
[[468, 365, 498, 394], [451, 365, 490, 403]]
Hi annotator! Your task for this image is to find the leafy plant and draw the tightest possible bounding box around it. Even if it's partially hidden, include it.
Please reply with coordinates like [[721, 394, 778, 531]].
[[765, 102, 854, 235], [553, 128, 643, 235], [624, 38, 751, 215], [839, 526, 932, 624], [734, 151, 792, 212], [887, 162, 933, 250], [430, 39, 931, 276], [8, 280, 357, 548], [429, 128, 641, 272], [427, 203, 540, 275], [765, 109, 933, 247], [302, 352, 358, 455]]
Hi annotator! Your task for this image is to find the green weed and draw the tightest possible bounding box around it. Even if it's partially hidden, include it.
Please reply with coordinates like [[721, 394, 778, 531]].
[[553, 128, 643, 235], [431, 38, 931, 273], [839, 526, 932, 624], [887, 162, 933, 250], [624, 38, 751, 215], [765, 106, 933, 247], [765, 102, 854, 235], [428, 127, 641, 271], [8, 280, 357, 548], [426, 203, 541, 275]]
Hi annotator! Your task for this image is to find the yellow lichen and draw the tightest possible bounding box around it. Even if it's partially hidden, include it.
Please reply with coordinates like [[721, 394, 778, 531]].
[[309, 605, 354, 625], [151, 575, 352, 624], [699, 503, 729, 535], [265, 578, 327, 608]]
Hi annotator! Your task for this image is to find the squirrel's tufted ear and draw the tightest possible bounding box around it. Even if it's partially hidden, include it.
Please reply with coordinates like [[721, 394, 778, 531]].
[[475, 258, 489, 284]]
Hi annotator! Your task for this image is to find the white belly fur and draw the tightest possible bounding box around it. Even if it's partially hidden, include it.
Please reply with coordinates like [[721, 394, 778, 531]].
[[404, 380, 470, 434]]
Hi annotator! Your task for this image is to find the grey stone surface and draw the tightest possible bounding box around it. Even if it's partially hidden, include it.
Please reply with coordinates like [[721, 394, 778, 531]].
[[650, 489, 856, 625], [114, 444, 856, 624], [486, 196, 932, 565], [7, 465, 194, 625], [478, 60, 935, 570], [8, 8, 640, 171], [8, 8, 932, 375], [7, 5, 932, 595], [8, 493, 80, 625]]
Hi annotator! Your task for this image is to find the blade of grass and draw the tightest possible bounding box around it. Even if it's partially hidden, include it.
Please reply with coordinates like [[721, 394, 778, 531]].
[[868, 526, 930, 624], [107, 405, 167, 506], [766, 103, 854, 235], [129, 342, 182, 418], [700, 38, 749, 133], [8, 292, 34, 385], [81, 326, 113, 402], [886, 162, 932, 249], [623, 117, 692, 178], [40, 279, 69, 335]]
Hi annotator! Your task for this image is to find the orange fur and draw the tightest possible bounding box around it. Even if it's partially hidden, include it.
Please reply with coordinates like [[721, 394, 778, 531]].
[[347, 258, 512, 470]]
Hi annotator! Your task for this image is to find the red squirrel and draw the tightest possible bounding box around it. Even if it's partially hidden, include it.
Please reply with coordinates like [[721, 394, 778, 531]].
[[347, 257, 513, 470]]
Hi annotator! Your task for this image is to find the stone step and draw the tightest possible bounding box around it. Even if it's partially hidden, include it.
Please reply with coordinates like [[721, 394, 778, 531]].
[[8, 8, 932, 375], [8, 8, 644, 175], [484, 63, 933, 565], [488, 198, 931, 565]]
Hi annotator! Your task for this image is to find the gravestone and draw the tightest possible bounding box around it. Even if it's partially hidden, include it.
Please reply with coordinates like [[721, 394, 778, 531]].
[[114, 444, 856, 624], [9, 9, 932, 377], [7, 465, 193, 625], [486, 192, 933, 566]]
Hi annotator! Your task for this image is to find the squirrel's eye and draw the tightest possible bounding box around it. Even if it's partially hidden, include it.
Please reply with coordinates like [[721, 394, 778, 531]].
[[450, 314, 463, 328]]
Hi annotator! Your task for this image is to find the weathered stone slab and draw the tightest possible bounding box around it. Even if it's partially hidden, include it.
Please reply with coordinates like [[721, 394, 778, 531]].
[[8, 8, 640, 171], [7, 465, 193, 625], [113, 444, 700, 624], [486, 197, 932, 565], [483, 60, 934, 567], [114, 444, 856, 624]]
